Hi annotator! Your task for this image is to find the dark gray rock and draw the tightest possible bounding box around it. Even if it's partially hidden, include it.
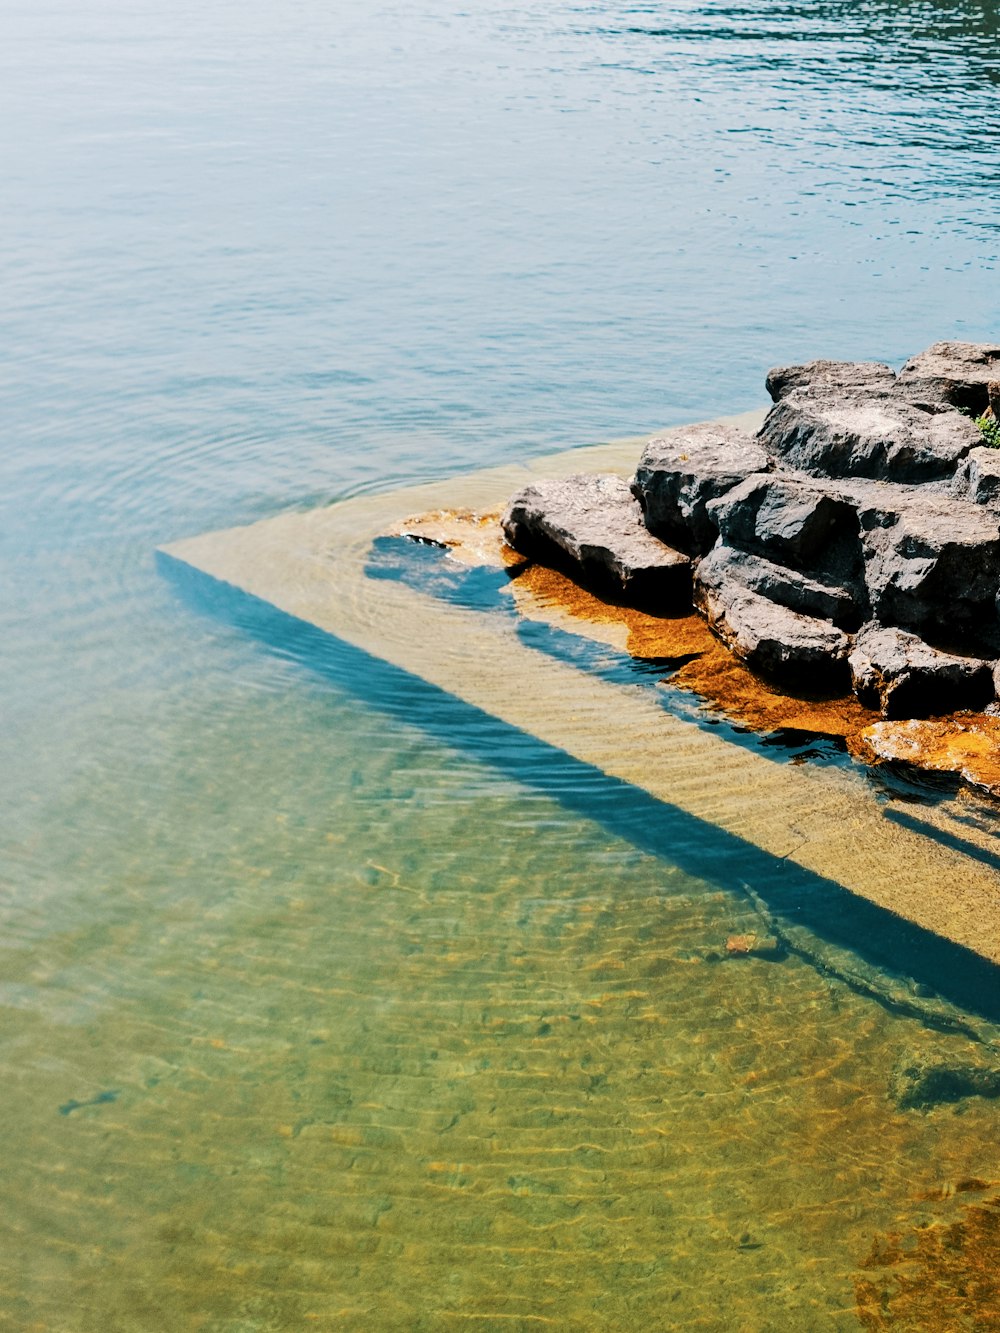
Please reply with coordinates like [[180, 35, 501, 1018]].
[[501, 473, 691, 603], [758, 390, 980, 483], [836, 481, 1000, 653], [694, 553, 850, 687], [952, 446, 1000, 508], [848, 623, 994, 719], [765, 359, 897, 403], [707, 473, 862, 581], [630, 424, 771, 556], [696, 544, 860, 629], [898, 341, 1000, 414]]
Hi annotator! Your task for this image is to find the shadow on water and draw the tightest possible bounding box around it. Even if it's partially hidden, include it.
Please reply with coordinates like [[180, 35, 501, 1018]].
[[158, 548, 1000, 1029], [367, 534, 852, 769]]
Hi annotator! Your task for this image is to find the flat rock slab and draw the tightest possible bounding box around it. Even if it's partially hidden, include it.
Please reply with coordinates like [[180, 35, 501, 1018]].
[[849, 624, 994, 720], [765, 359, 898, 403], [758, 391, 980, 483], [502, 473, 691, 603], [898, 341, 1000, 414], [631, 424, 770, 554]]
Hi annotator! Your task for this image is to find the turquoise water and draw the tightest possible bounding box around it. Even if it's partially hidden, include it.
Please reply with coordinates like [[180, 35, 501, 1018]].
[[2, 1, 1000, 1327]]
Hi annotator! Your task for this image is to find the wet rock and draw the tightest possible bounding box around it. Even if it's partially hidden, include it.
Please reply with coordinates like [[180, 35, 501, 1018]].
[[898, 340, 1000, 414], [723, 932, 783, 959], [952, 446, 1000, 508], [630, 424, 771, 555], [696, 544, 860, 629], [765, 359, 897, 403], [708, 472, 861, 578], [501, 473, 691, 603], [758, 390, 980, 483], [695, 554, 850, 687], [859, 715, 1000, 799], [848, 624, 994, 719]]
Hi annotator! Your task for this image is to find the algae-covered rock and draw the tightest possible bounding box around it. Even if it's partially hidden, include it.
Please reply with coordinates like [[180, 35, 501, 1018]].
[[889, 1057, 1000, 1110], [858, 715, 1000, 798]]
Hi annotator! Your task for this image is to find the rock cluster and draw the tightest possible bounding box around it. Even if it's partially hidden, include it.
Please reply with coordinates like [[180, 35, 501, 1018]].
[[501, 341, 1000, 719]]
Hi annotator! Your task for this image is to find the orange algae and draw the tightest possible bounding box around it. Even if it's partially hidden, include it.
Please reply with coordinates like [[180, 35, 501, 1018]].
[[387, 508, 511, 569], [509, 559, 877, 745], [855, 1188, 1000, 1330], [859, 716, 1000, 799], [386, 508, 1000, 796]]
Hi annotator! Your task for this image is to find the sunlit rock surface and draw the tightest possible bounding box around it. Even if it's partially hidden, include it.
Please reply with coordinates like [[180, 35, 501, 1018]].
[[630, 424, 770, 555], [758, 390, 980, 483], [765, 358, 898, 403], [501, 473, 691, 604], [897, 339, 1000, 413]]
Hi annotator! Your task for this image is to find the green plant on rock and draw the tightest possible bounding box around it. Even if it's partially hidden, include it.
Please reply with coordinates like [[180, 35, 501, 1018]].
[[977, 412, 1000, 449]]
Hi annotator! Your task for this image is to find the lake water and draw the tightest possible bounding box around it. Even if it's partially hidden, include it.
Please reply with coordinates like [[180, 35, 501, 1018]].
[[2, 0, 999, 1327]]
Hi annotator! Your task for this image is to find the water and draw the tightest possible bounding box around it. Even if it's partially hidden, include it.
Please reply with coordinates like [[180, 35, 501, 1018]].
[[1, 0, 999, 1326]]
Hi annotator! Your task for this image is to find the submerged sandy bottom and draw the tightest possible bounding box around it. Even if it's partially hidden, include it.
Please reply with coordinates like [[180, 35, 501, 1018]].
[[163, 418, 1000, 968], [7, 726, 1000, 1331], [7, 422, 1000, 1329]]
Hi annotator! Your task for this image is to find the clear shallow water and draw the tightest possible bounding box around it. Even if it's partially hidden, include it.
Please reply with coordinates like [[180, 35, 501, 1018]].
[[2, 0, 1000, 1327]]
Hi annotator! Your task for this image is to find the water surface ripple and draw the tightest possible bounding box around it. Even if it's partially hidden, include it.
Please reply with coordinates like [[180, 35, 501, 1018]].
[[1, 0, 999, 1327]]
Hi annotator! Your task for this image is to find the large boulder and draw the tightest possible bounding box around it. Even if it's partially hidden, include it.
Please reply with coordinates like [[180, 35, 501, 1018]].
[[836, 481, 1000, 653], [897, 341, 1000, 414], [848, 624, 994, 719], [765, 359, 897, 403], [707, 472, 863, 586], [694, 553, 850, 688], [501, 473, 690, 603], [630, 424, 770, 555], [696, 544, 860, 629], [758, 390, 980, 483]]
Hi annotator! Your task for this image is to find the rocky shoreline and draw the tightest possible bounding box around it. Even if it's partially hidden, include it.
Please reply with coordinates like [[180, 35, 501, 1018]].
[[501, 342, 1000, 736]]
